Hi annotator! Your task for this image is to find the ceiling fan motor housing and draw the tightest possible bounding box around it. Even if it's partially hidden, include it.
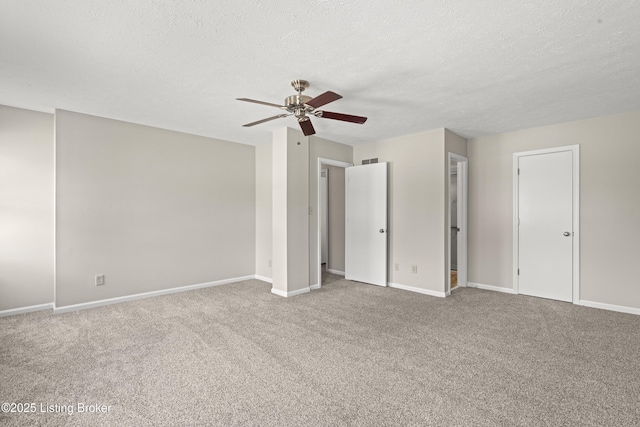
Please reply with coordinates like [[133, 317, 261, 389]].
[[285, 94, 314, 118]]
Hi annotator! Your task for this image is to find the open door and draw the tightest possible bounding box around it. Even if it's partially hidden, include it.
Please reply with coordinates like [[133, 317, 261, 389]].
[[345, 163, 387, 286]]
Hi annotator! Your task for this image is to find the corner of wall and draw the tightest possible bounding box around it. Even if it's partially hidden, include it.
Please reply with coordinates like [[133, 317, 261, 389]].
[[0, 105, 55, 311]]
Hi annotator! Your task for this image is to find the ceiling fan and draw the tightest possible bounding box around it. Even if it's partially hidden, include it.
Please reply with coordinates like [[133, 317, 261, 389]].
[[237, 79, 367, 136]]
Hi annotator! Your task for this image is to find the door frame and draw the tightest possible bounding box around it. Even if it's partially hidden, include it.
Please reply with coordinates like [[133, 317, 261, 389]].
[[513, 145, 580, 302], [316, 157, 353, 289], [447, 153, 468, 295], [320, 168, 329, 265]]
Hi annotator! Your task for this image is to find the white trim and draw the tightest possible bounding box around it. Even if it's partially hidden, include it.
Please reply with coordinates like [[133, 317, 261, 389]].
[[0, 303, 54, 318], [449, 283, 461, 293], [445, 283, 465, 297], [467, 282, 517, 294], [270, 286, 311, 298], [254, 275, 273, 283], [513, 145, 580, 303], [327, 269, 345, 276], [316, 157, 353, 290], [270, 288, 287, 297], [53, 110, 57, 308], [573, 147, 581, 303], [310, 283, 321, 290], [578, 300, 640, 316], [319, 157, 354, 168], [388, 282, 446, 298], [447, 153, 468, 295], [53, 275, 255, 314], [512, 154, 518, 296]]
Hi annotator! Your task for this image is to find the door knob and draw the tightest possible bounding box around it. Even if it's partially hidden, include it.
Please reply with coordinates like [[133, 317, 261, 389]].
[[379, 229, 385, 233], [563, 232, 571, 236]]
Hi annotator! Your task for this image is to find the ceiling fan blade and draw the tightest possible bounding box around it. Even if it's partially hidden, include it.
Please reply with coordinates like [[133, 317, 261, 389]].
[[305, 91, 342, 108], [315, 110, 368, 124], [242, 114, 289, 127], [299, 118, 316, 136], [236, 98, 284, 108]]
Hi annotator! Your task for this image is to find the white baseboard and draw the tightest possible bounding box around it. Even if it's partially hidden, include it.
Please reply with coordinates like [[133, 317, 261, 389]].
[[0, 303, 54, 318], [578, 300, 640, 316], [254, 275, 273, 284], [271, 286, 311, 298], [327, 269, 345, 276], [53, 275, 255, 314], [310, 283, 321, 290], [467, 283, 639, 316], [467, 282, 517, 294], [388, 282, 446, 298]]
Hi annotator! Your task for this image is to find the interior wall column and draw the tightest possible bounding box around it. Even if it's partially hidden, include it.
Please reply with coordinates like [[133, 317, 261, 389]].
[[271, 127, 310, 297]]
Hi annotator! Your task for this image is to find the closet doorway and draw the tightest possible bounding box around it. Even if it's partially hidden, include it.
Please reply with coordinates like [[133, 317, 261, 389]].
[[316, 158, 352, 288], [448, 153, 468, 294]]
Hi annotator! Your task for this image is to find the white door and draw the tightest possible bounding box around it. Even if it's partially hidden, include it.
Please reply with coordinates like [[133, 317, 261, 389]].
[[518, 151, 574, 302], [345, 163, 387, 286]]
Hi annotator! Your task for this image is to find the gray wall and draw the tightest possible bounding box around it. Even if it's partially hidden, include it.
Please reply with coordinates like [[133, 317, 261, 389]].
[[468, 110, 640, 309], [255, 143, 272, 280], [326, 165, 346, 273], [55, 110, 256, 307], [0, 106, 54, 311], [354, 129, 448, 293], [6, 101, 638, 313]]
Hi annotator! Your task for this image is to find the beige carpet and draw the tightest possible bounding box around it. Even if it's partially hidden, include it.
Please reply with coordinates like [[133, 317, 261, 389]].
[[1, 273, 639, 426]]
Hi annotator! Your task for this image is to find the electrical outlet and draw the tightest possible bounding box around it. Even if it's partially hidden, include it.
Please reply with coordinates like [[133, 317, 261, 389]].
[[268, 259, 272, 267], [394, 263, 399, 271], [95, 274, 105, 286], [411, 265, 418, 274]]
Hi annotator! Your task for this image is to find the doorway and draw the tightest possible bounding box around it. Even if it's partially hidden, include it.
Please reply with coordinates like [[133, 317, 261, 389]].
[[316, 158, 352, 289], [513, 145, 580, 302], [320, 168, 328, 266], [447, 153, 468, 294]]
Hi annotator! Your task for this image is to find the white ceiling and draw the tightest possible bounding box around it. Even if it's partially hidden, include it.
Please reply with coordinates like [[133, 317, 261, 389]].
[[2, 0, 640, 146]]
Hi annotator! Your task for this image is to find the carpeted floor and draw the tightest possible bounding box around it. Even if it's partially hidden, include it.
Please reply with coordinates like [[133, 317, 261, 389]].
[[1, 272, 639, 426]]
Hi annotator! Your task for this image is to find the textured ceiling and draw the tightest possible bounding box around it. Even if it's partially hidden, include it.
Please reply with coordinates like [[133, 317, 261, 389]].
[[2, 0, 640, 146]]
